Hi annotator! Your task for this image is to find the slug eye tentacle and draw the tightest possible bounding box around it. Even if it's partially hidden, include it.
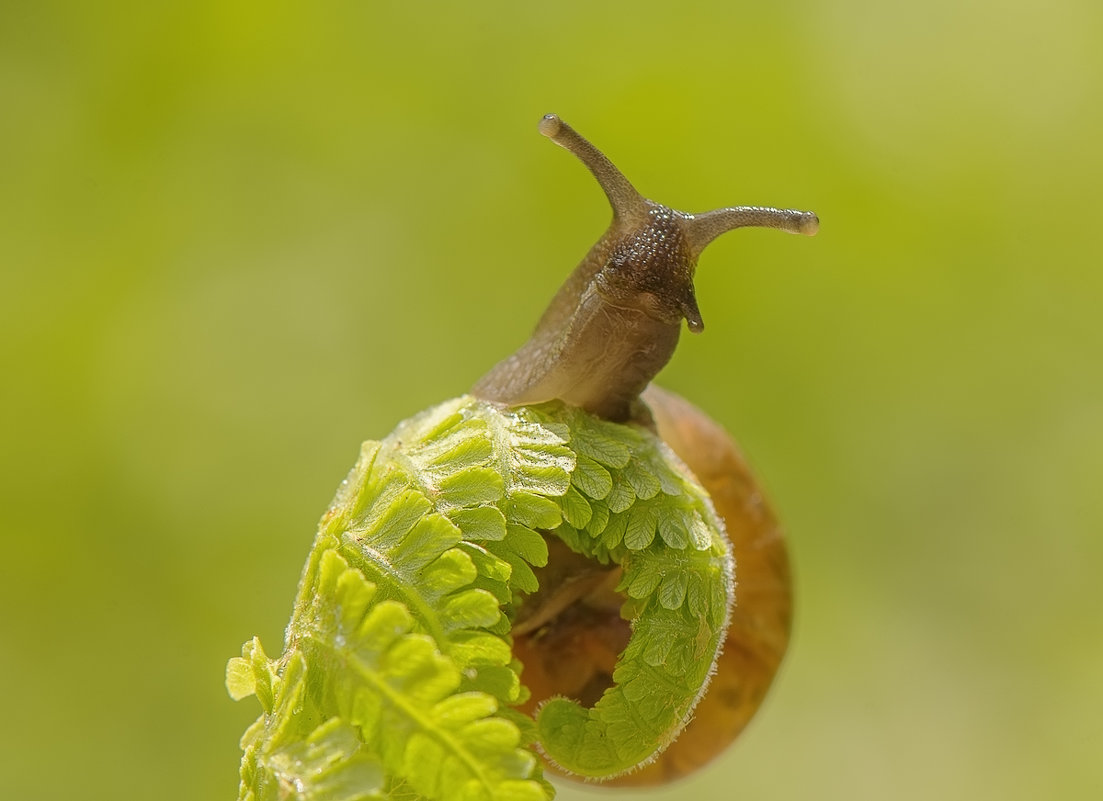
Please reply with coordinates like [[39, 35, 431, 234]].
[[684, 204, 820, 257], [538, 113, 647, 223]]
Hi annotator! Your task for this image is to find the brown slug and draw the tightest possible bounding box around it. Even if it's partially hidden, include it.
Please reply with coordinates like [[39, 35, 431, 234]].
[[474, 114, 815, 785]]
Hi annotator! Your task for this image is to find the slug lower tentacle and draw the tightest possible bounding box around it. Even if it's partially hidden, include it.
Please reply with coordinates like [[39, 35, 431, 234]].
[[228, 115, 816, 800]]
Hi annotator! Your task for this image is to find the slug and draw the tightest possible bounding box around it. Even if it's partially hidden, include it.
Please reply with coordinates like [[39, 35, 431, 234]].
[[227, 115, 817, 801]]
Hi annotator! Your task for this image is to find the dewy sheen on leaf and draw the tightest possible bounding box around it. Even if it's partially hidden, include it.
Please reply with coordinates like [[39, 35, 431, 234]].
[[228, 115, 817, 799]]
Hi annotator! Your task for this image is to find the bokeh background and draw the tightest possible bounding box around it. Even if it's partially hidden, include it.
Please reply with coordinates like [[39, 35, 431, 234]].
[[2, 1, 1100, 799]]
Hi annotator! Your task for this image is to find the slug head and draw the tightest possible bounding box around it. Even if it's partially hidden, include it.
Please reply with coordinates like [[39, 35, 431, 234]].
[[473, 114, 818, 422]]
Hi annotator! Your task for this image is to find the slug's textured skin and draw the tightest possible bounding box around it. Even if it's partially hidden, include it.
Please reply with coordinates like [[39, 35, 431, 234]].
[[228, 115, 816, 800]]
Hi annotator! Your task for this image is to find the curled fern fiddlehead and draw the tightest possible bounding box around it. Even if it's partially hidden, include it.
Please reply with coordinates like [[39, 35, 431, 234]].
[[229, 399, 730, 800]]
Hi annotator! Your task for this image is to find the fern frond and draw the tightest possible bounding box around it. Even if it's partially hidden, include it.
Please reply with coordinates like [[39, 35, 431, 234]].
[[517, 404, 733, 779], [230, 396, 733, 797]]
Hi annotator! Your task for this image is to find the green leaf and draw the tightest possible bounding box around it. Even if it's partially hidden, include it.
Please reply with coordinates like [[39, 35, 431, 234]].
[[425, 434, 494, 472], [446, 630, 513, 668], [264, 719, 385, 801], [483, 539, 540, 594], [509, 412, 570, 448], [460, 663, 523, 705], [447, 505, 508, 541], [656, 503, 688, 549], [355, 600, 415, 654], [652, 455, 685, 497], [687, 510, 712, 550], [239, 636, 276, 714], [570, 454, 612, 500], [559, 485, 593, 529], [333, 441, 384, 526], [599, 513, 628, 552], [622, 458, 662, 500], [440, 588, 502, 630], [657, 571, 689, 610], [570, 426, 630, 469], [419, 549, 479, 598], [510, 445, 574, 497], [503, 525, 550, 568], [358, 488, 433, 552], [586, 500, 609, 537], [458, 542, 513, 587], [623, 501, 658, 550], [387, 513, 463, 572], [226, 650, 258, 702], [605, 472, 635, 514], [506, 561, 539, 596], [417, 409, 465, 441], [505, 491, 562, 530], [437, 467, 506, 507], [619, 553, 663, 599]]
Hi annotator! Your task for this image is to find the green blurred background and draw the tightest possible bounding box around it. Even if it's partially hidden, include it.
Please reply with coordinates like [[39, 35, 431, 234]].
[[2, 1, 1100, 798]]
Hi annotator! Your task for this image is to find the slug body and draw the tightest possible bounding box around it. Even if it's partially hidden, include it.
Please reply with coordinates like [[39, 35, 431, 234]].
[[227, 115, 816, 801], [472, 201, 693, 422]]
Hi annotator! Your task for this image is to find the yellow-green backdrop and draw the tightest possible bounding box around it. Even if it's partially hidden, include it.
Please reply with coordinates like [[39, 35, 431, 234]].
[[2, 1, 1100, 799]]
